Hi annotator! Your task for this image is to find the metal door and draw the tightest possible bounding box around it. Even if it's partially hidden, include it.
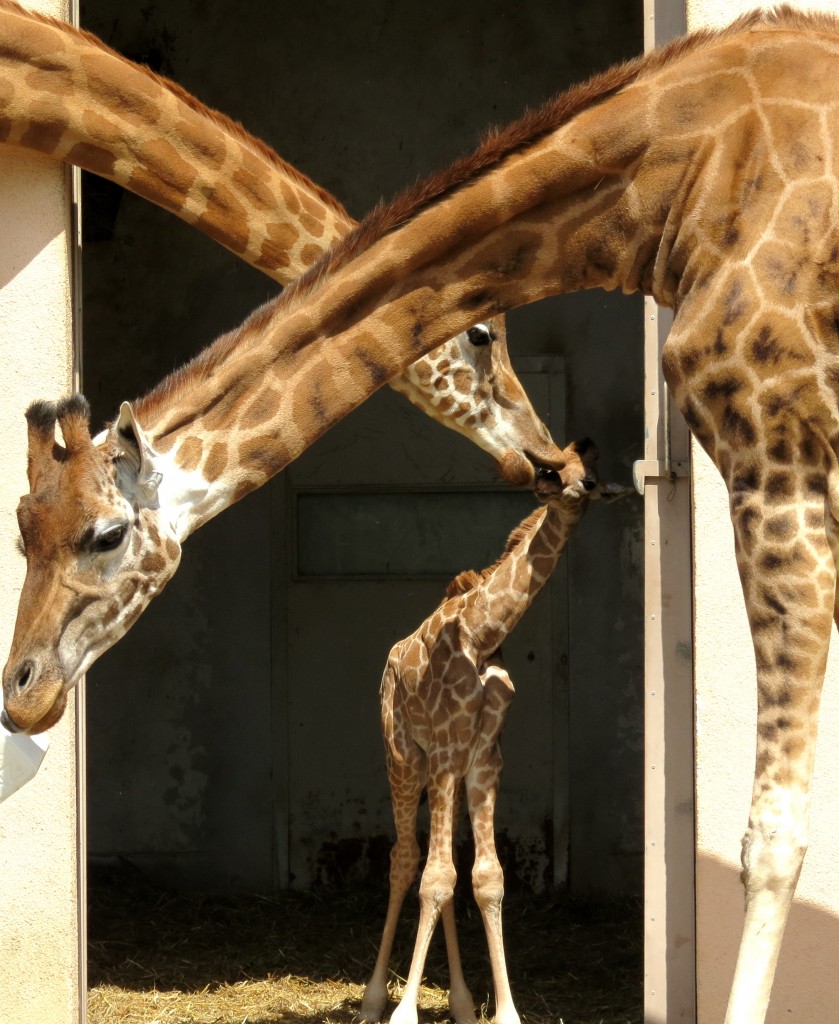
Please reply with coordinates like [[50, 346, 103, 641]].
[[270, 358, 572, 890]]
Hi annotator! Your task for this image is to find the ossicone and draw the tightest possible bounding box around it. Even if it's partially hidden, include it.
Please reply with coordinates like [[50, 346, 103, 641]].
[[25, 400, 58, 488], [55, 394, 92, 454], [24, 394, 93, 491], [25, 399, 57, 441]]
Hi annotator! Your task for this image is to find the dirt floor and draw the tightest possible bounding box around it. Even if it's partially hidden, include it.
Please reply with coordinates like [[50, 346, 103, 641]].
[[88, 863, 641, 1024]]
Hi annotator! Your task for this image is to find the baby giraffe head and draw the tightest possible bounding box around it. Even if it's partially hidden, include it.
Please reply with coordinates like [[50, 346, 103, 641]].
[[534, 437, 599, 514], [534, 437, 633, 513], [2, 396, 181, 734]]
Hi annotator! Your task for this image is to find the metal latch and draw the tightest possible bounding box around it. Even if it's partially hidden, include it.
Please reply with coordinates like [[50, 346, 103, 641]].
[[633, 379, 690, 495], [632, 459, 689, 496]]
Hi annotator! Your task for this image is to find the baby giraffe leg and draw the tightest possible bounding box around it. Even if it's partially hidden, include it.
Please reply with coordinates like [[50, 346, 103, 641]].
[[361, 747, 427, 1023], [723, 469, 836, 1024], [467, 661, 520, 1024], [390, 767, 459, 1024], [440, 904, 477, 1024], [441, 786, 477, 1024]]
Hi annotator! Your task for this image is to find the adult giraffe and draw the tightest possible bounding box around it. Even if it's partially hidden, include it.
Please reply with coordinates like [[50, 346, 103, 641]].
[[3, 7, 838, 1022]]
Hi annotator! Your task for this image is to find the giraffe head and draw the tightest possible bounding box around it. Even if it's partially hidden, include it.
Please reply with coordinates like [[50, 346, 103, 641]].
[[390, 317, 567, 485], [533, 437, 599, 513], [1, 396, 181, 734], [533, 436, 633, 511]]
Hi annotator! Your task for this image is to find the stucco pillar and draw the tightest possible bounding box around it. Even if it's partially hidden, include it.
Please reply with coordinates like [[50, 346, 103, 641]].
[[0, 3, 82, 1022], [688, 2, 839, 1021]]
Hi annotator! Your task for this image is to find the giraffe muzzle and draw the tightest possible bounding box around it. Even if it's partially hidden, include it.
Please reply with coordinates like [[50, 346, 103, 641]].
[[2, 656, 66, 734]]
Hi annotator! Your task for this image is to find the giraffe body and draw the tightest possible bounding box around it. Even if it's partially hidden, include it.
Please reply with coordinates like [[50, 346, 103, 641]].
[[362, 441, 597, 1024], [4, 8, 839, 1021]]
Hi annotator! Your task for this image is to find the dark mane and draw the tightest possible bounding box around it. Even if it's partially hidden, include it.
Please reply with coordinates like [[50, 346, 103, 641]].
[[444, 507, 546, 599], [280, 5, 833, 305]]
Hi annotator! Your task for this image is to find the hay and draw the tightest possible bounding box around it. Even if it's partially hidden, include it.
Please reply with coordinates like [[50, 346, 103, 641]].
[[88, 863, 640, 1024]]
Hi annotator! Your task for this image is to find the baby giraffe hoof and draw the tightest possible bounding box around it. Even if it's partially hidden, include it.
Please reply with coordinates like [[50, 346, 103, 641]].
[[388, 1000, 419, 1024], [358, 1008, 384, 1024], [448, 984, 477, 1024], [359, 981, 388, 1022], [451, 1005, 477, 1024]]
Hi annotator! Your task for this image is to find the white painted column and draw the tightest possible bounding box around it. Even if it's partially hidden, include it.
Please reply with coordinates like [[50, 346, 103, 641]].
[[0, 3, 83, 1022], [687, 2, 839, 1022], [641, 4, 693, 1021]]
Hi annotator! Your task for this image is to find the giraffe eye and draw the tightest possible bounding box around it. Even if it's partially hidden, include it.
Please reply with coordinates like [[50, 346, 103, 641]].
[[466, 324, 492, 347], [92, 523, 128, 553]]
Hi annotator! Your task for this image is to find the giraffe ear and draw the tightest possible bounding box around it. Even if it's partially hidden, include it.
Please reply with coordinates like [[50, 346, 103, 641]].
[[115, 401, 163, 504]]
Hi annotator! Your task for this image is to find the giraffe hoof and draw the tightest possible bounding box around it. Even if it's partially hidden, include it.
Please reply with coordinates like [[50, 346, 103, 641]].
[[359, 1006, 385, 1022], [448, 981, 476, 1024], [359, 983, 388, 1022], [388, 1000, 419, 1024]]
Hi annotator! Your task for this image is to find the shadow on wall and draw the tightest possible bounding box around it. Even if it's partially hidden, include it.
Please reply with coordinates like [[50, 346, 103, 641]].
[[0, 151, 66, 292], [697, 851, 839, 1022]]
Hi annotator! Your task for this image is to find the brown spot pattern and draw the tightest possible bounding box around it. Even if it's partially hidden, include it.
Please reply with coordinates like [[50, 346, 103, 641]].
[[203, 443, 228, 482], [176, 436, 203, 472]]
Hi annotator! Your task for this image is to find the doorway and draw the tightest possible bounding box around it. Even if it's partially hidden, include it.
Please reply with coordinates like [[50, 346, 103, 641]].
[[79, 0, 645, 946]]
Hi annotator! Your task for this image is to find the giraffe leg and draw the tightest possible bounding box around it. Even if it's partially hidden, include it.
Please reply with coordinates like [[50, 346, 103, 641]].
[[441, 785, 477, 1024], [361, 747, 427, 1023], [389, 765, 459, 1024], [466, 662, 520, 1024], [722, 469, 836, 1024]]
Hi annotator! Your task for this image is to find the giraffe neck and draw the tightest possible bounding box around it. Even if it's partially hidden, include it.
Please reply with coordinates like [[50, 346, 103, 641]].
[[0, 0, 353, 280], [131, 11, 839, 537], [5, 0, 569, 534], [125, 47, 673, 534], [459, 503, 580, 658]]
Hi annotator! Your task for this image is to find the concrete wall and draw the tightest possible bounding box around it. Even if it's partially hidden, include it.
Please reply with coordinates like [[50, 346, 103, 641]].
[[80, 0, 645, 897], [688, 1, 839, 1021], [0, 3, 80, 1021]]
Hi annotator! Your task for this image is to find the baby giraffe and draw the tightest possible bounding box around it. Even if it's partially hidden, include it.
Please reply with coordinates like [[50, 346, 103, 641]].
[[361, 439, 601, 1024]]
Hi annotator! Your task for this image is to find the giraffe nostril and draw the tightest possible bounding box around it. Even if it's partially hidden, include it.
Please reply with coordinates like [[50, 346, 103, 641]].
[[16, 661, 34, 693]]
